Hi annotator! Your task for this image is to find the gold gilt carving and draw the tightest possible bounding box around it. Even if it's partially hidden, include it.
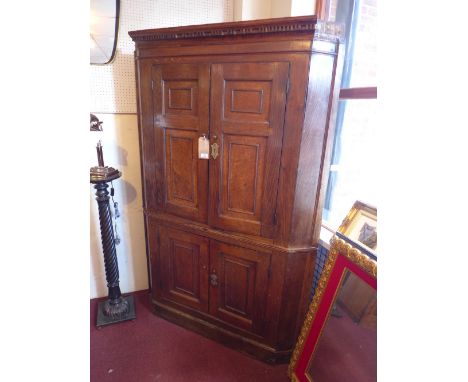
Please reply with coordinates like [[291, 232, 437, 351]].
[[337, 200, 377, 238], [288, 235, 377, 380]]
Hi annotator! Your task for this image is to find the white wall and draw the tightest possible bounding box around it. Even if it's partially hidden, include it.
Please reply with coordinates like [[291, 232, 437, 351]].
[[90, 0, 233, 299], [241, 0, 271, 20], [291, 0, 316, 16], [271, 0, 292, 18], [234, 0, 316, 20]]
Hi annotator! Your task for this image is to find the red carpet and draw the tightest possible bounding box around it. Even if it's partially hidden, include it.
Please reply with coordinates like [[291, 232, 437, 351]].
[[90, 290, 289, 382]]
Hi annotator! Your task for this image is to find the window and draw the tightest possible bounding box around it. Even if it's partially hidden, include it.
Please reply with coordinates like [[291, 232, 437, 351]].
[[317, 0, 377, 228]]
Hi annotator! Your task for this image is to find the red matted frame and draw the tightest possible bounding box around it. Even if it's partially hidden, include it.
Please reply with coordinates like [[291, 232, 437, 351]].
[[288, 235, 377, 382]]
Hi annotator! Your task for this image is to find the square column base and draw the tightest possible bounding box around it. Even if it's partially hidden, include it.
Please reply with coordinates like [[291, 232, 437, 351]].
[[96, 295, 136, 327]]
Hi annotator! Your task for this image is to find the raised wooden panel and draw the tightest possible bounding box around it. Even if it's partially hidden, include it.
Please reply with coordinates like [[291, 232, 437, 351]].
[[166, 131, 196, 202], [159, 226, 209, 312], [222, 257, 254, 317], [152, 63, 209, 131], [163, 129, 207, 222], [231, 89, 263, 113], [224, 80, 272, 123], [172, 241, 198, 294], [209, 241, 271, 335], [164, 80, 197, 115], [221, 135, 266, 223], [163, 131, 189, 205], [209, 62, 289, 237]]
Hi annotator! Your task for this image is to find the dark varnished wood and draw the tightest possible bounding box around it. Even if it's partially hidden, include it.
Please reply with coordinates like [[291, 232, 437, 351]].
[[134, 54, 155, 293], [129, 15, 318, 42], [294, 40, 345, 327], [152, 64, 209, 222], [209, 240, 270, 335], [92, 176, 136, 326], [130, 16, 342, 363], [147, 211, 317, 255], [339, 86, 377, 99], [288, 49, 338, 248], [152, 298, 291, 364], [156, 225, 209, 312], [209, 62, 289, 237]]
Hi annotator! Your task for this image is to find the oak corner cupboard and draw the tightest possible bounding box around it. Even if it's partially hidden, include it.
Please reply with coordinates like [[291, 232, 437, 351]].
[[129, 15, 343, 364]]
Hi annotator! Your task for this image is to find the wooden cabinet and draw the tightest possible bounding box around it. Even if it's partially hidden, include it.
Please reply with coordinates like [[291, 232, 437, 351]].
[[209, 240, 271, 336], [157, 226, 209, 312], [152, 64, 210, 222], [130, 16, 342, 363], [209, 62, 289, 237], [154, 225, 271, 336]]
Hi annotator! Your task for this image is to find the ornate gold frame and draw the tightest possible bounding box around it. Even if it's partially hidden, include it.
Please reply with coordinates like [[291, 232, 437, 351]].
[[288, 235, 377, 381], [338, 200, 377, 236], [337, 200, 377, 256]]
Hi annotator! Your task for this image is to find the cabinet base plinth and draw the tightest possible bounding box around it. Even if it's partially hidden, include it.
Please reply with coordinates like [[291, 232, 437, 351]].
[[151, 299, 291, 364]]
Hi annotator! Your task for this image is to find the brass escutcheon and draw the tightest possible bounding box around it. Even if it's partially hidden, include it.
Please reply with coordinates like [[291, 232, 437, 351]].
[[211, 142, 219, 159]]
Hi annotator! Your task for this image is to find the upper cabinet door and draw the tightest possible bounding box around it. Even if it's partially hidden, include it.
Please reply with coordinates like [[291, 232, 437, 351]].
[[209, 62, 290, 237], [152, 64, 210, 222]]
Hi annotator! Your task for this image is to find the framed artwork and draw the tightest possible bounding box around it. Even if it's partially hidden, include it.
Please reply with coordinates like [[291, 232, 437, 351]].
[[289, 235, 377, 382], [338, 200, 377, 256]]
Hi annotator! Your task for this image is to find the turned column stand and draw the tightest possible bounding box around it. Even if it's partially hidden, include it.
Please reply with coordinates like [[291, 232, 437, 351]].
[[91, 165, 136, 327]]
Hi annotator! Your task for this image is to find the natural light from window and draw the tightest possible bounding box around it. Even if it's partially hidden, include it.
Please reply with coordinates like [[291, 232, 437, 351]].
[[321, 0, 377, 230]]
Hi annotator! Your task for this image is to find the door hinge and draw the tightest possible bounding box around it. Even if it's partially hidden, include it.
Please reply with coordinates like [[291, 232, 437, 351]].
[[271, 206, 278, 226], [151, 79, 154, 90]]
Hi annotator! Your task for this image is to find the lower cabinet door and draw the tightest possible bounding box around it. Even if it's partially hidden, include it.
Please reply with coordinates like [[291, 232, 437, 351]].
[[158, 226, 209, 313], [209, 240, 271, 335]]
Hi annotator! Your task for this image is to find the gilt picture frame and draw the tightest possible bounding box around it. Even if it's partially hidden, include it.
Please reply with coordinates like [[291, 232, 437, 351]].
[[338, 200, 377, 257], [288, 235, 377, 382]]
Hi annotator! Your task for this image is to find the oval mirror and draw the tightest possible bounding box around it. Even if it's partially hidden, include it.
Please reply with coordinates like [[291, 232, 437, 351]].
[[90, 0, 120, 65]]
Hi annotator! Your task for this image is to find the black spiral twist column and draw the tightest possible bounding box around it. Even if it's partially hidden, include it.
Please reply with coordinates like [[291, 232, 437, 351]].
[[91, 167, 136, 327]]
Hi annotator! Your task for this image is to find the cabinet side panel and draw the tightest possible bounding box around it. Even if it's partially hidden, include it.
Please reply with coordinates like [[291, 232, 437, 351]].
[[135, 57, 153, 290], [137, 60, 158, 210], [291, 42, 343, 338], [276, 250, 314, 348], [273, 55, 311, 247], [289, 47, 340, 247]]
